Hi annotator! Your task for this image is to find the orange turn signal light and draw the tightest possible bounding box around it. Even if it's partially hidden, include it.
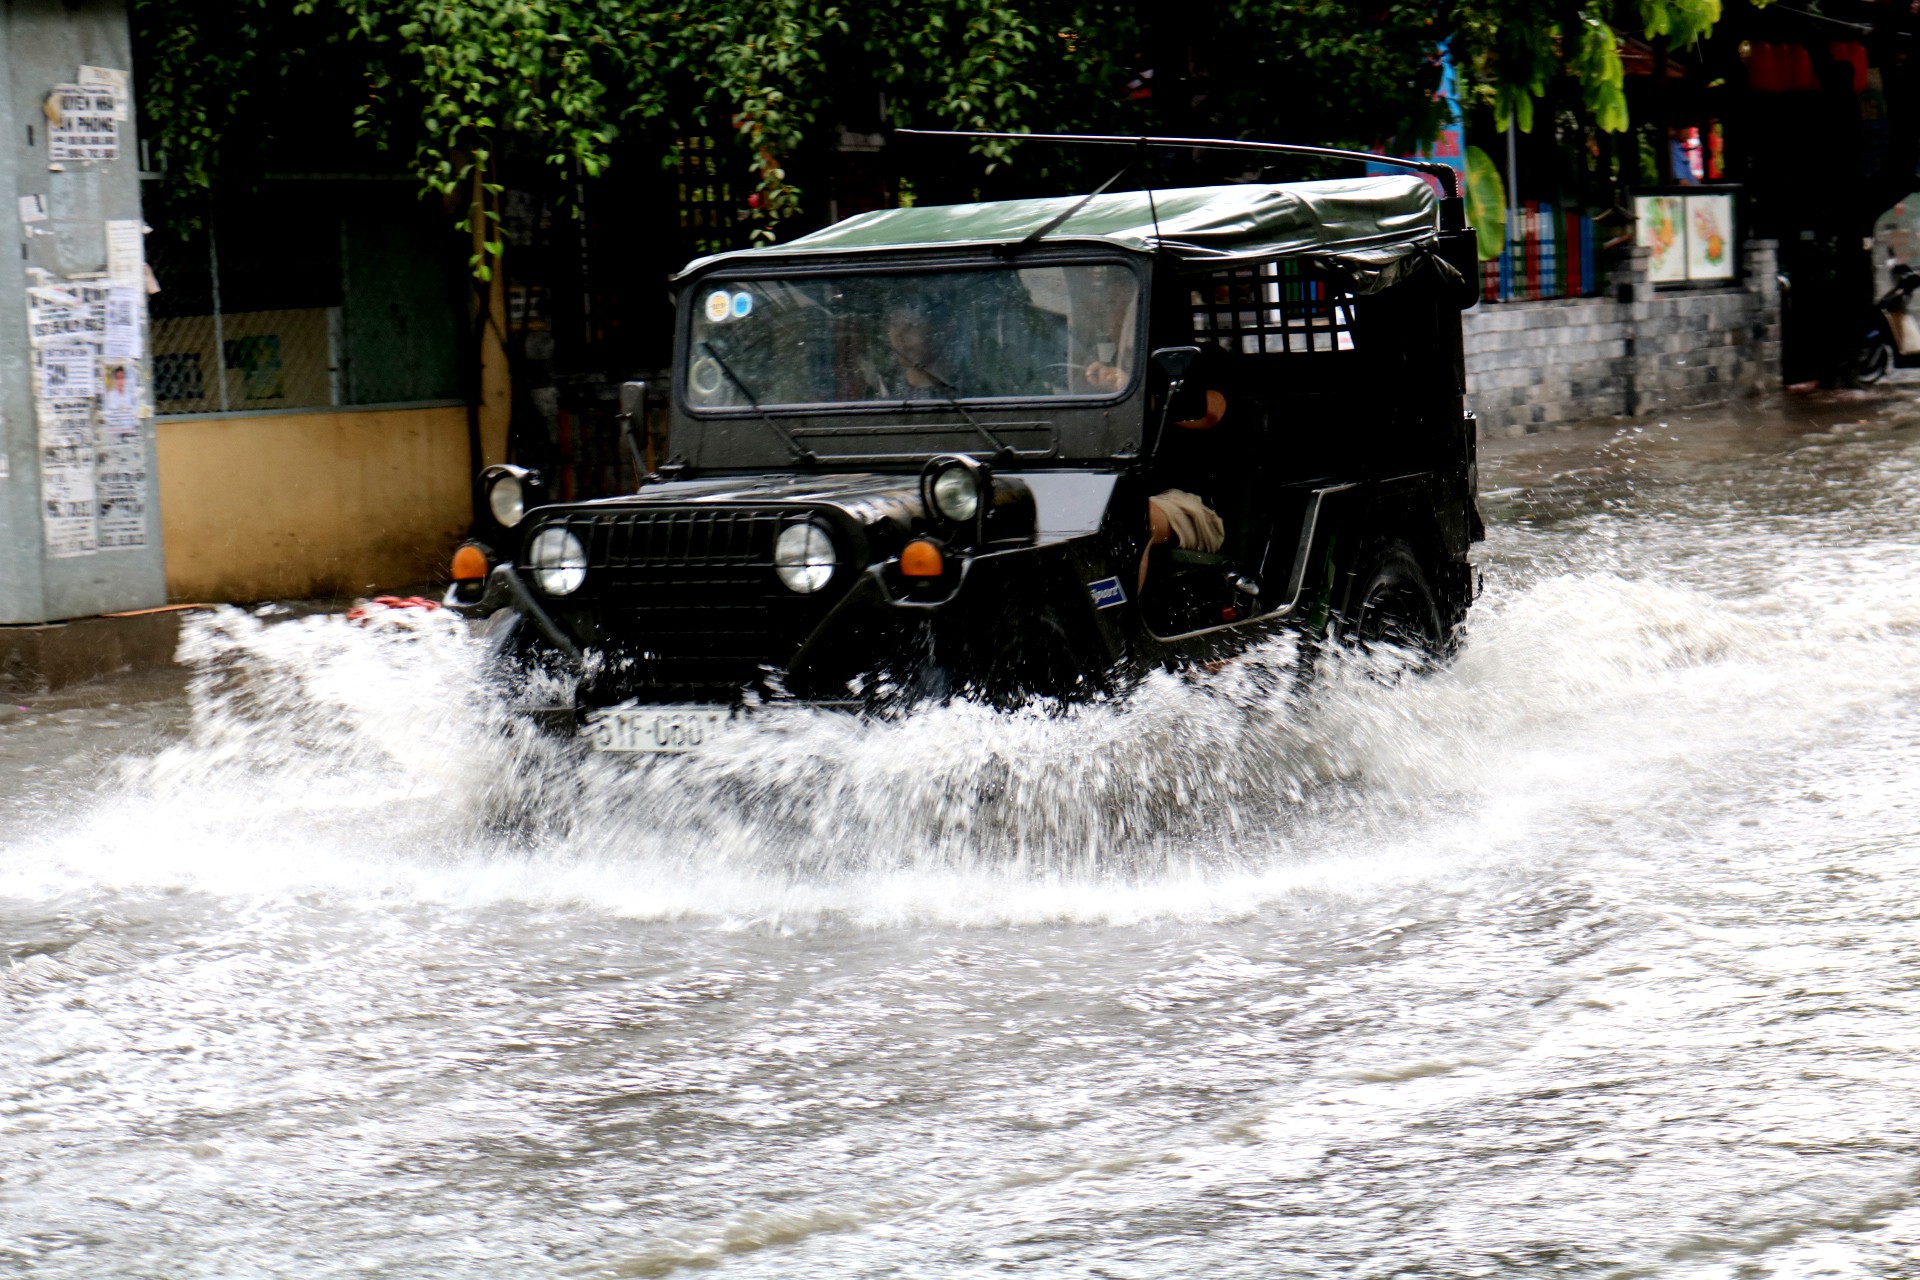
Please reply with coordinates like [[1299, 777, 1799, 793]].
[[900, 538, 945, 578], [451, 544, 489, 581]]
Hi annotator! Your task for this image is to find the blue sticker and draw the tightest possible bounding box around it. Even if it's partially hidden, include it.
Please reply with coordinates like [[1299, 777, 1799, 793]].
[[731, 291, 753, 318], [1088, 576, 1127, 610]]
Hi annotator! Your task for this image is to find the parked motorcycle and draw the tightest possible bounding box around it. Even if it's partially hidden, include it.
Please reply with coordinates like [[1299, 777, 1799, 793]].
[[1851, 262, 1920, 385]]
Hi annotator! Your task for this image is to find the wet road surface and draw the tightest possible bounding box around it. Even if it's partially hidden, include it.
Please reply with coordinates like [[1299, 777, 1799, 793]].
[[8, 392, 1920, 1276]]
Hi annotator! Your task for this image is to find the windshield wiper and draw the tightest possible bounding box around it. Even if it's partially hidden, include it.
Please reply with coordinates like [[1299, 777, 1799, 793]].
[[699, 341, 817, 465], [893, 356, 1018, 463]]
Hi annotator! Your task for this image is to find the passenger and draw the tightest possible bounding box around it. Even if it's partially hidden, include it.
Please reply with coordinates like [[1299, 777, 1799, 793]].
[[1138, 386, 1231, 592]]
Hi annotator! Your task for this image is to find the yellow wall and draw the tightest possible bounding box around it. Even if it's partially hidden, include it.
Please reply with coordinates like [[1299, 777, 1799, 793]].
[[158, 404, 478, 602], [156, 255, 512, 604]]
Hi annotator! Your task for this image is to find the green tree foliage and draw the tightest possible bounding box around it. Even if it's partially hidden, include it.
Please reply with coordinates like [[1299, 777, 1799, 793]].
[[1451, 0, 1725, 134], [132, 0, 1739, 255], [132, 1, 321, 195]]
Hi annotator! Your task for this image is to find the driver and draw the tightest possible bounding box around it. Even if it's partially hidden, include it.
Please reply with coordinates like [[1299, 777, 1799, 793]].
[[866, 303, 952, 399]]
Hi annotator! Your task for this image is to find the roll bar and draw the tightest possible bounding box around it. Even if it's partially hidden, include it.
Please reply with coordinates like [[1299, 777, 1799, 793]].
[[895, 128, 1465, 228]]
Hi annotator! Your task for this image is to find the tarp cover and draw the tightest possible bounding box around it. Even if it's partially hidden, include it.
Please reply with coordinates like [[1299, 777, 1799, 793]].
[[681, 175, 1439, 283]]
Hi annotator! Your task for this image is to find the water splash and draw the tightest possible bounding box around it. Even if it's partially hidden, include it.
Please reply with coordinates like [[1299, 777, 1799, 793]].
[[16, 413, 1920, 1280], [9, 541, 1900, 934]]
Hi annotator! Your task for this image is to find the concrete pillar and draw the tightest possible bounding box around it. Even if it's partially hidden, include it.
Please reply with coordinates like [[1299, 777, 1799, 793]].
[[1607, 244, 1650, 305], [1608, 247, 1651, 415], [0, 0, 163, 623], [1742, 239, 1783, 388]]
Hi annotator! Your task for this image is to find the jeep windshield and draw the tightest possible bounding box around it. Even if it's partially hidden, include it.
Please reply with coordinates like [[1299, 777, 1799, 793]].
[[684, 262, 1141, 412]]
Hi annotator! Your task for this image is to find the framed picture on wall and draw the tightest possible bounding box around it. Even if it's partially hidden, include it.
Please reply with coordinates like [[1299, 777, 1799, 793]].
[[1634, 188, 1742, 286], [1685, 193, 1737, 282], [1636, 195, 1689, 283]]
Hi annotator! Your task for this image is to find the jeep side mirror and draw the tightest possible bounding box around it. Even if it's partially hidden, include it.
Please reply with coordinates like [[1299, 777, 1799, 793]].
[[1151, 346, 1201, 379], [617, 380, 649, 485], [618, 379, 648, 420], [1150, 346, 1208, 428]]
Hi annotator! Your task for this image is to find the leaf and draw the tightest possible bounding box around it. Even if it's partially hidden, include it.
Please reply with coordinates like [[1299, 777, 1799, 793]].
[[1465, 144, 1507, 262]]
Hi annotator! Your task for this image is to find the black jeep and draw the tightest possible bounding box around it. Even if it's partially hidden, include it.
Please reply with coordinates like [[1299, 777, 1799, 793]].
[[449, 139, 1483, 754]]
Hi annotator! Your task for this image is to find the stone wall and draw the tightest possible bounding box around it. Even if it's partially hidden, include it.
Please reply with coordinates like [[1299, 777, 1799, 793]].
[[1463, 240, 1782, 437]]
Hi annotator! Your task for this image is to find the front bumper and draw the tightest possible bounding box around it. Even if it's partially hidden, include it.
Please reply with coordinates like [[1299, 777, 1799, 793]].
[[444, 564, 581, 663], [446, 556, 970, 712]]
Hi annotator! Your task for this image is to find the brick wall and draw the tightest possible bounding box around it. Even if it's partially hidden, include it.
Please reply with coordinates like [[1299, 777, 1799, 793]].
[[1463, 240, 1782, 437]]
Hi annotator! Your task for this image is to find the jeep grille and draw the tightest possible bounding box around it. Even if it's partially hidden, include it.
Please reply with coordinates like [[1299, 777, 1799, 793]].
[[550, 505, 823, 701]]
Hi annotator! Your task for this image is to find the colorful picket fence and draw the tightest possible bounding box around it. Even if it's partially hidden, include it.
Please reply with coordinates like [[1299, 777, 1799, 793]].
[[1478, 205, 1598, 302]]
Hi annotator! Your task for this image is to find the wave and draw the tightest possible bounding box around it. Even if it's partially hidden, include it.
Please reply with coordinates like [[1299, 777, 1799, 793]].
[[3, 560, 1914, 929]]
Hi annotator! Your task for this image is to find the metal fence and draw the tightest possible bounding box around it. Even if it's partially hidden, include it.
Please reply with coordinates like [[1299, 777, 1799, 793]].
[[146, 188, 467, 416], [1479, 205, 1599, 302]]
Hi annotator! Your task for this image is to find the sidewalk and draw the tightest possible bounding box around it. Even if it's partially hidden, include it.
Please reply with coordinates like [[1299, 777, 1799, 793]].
[[0, 588, 446, 696], [0, 607, 206, 696]]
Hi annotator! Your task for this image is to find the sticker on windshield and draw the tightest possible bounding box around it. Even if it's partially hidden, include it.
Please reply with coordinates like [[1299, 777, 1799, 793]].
[[731, 291, 753, 318], [705, 290, 731, 323], [1088, 576, 1127, 610]]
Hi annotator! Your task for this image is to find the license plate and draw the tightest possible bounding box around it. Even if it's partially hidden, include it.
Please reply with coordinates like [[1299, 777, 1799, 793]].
[[585, 705, 736, 754]]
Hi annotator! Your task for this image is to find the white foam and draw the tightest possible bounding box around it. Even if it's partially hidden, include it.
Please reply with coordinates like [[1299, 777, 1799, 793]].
[[6, 551, 1919, 931]]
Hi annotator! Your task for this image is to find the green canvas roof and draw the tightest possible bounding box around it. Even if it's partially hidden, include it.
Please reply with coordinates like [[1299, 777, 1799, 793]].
[[680, 174, 1440, 283]]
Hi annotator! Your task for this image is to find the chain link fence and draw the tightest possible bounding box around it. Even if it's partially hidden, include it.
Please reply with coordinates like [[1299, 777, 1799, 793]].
[[147, 185, 468, 417]]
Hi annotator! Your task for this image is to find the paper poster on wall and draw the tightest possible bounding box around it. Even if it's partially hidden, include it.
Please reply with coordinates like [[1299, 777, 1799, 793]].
[[105, 220, 144, 286], [1636, 195, 1689, 283], [100, 359, 139, 446], [95, 446, 147, 550], [102, 286, 139, 359], [40, 456, 97, 557], [1686, 193, 1736, 282], [45, 84, 118, 164], [101, 359, 137, 413], [76, 66, 130, 121], [25, 271, 149, 555], [35, 345, 98, 400], [73, 282, 112, 326], [27, 285, 94, 346], [100, 415, 139, 452], [37, 387, 98, 558], [36, 394, 94, 453]]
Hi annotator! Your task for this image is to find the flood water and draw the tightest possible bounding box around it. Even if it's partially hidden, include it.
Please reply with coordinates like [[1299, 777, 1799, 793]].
[[8, 394, 1920, 1277]]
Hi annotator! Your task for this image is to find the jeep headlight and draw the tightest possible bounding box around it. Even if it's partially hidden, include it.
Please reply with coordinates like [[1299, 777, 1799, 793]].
[[932, 466, 980, 522], [527, 526, 587, 595], [483, 464, 538, 528], [773, 522, 836, 594], [923, 455, 989, 527]]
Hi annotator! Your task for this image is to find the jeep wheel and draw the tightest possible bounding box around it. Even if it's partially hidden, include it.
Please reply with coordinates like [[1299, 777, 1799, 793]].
[[1341, 539, 1447, 660], [937, 573, 1099, 709]]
